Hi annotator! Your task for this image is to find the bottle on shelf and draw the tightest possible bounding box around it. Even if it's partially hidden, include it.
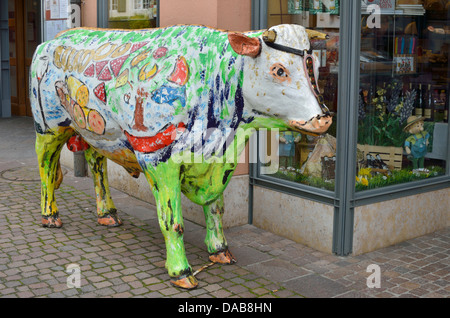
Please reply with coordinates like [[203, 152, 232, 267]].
[[424, 84, 433, 121], [414, 83, 423, 117], [433, 89, 447, 122]]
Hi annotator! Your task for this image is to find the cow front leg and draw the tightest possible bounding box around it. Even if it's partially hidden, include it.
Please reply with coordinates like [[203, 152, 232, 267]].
[[203, 194, 236, 264], [36, 128, 73, 228], [84, 147, 122, 227], [137, 156, 197, 289]]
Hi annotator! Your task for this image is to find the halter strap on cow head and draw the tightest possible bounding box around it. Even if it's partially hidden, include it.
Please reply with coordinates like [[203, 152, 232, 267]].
[[262, 29, 332, 116]]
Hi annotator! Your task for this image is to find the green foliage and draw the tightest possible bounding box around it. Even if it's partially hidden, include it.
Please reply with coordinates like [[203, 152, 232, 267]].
[[271, 169, 335, 191], [358, 81, 419, 147], [358, 112, 409, 147], [354, 166, 445, 191], [108, 15, 155, 30], [270, 165, 444, 192]]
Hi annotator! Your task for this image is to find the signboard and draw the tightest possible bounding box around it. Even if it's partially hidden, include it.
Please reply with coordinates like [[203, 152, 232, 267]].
[[362, 0, 398, 14], [43, 0, 81, 41]]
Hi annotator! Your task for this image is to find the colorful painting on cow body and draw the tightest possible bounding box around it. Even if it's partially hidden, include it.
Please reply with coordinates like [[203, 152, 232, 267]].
[[30, 24, 332, 289], [32, 26, 250, 163]]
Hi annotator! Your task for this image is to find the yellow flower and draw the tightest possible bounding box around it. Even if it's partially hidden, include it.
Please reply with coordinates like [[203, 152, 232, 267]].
[[377, 88, 386, 95], [361, 177, 369, 186], [359, 168, 372, 177]]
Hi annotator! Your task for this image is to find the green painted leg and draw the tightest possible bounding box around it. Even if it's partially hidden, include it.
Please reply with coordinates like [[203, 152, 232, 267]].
[[84, 147, 122, 227], [36, 128, 73, 228], [203, 194, 236, 264], [138, 157, 197, 289]]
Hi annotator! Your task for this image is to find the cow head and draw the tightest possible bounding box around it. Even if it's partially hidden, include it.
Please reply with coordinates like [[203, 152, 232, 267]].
[[229, 24, 333, 136]]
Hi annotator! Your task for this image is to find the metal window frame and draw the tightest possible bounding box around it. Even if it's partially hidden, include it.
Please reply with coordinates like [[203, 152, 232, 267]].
[[332, 0, 361, 256], [249, 0, 450, 256], [251, 0, 267, 30], [0, 0, 11, 118], [97, 0, 160, 28]]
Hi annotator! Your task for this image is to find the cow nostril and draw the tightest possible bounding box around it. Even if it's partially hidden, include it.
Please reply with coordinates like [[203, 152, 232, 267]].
[[310, 117, 320, 128]]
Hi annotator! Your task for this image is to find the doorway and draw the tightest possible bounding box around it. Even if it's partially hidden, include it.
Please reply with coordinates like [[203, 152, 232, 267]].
[[8, 0, 41, 116]]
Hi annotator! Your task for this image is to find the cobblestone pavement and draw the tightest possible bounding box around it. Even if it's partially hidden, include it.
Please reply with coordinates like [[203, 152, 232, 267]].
[[0, 117, 449, 298]]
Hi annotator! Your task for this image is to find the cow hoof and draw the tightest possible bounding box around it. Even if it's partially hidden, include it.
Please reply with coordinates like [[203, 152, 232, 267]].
[[170, 274, 198, 290], [209, 249, 236, 264], [42, 214, 63, 228], [97, 211, 123, 227]]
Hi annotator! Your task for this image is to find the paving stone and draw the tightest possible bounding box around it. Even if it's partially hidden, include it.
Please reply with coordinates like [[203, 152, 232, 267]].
[[283, 274, 349, 298], [247, 259, 310, 282]]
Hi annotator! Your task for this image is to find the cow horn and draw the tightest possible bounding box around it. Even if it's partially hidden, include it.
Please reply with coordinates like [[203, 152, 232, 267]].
[[305, 29, 329, 40], [262, 30, 277, 43]]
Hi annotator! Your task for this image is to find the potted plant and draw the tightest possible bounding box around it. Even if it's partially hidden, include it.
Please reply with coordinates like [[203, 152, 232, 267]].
[[357, 80, 419, 170]]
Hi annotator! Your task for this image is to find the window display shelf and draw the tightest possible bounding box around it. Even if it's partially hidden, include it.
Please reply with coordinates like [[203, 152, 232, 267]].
[[361, 10, 420, 16]]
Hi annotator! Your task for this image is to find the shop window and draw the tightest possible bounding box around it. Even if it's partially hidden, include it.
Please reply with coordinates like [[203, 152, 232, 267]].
[[110, 0, 118, 11], [108, 0, 157, 29], [134, 0, 151, 10], [260, 0, 340, 191], [357, 0, 448, 191]]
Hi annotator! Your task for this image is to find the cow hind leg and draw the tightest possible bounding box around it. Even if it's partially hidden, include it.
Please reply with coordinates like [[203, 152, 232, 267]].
[[137, 154, 197, 289], [84, 147, 122, 227], [36, 128, 73, 228], [203, 194, 236, 264]]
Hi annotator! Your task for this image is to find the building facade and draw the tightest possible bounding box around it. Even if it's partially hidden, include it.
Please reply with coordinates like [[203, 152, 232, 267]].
[[1, 0, 449, 256]]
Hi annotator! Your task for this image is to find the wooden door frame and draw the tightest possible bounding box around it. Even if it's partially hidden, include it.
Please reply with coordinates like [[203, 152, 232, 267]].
[[10, 0, 36, 116]]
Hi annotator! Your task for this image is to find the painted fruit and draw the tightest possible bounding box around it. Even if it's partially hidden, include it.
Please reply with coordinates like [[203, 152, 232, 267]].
[[153, 47, 168, 59], [67, 76, 89, 107], [139, 63, 158, 81], [66, 134, 90, 152], [115, 69, 129, 88], [125, 122, 185, 153], [73, 103, 86, 129], [94, 82, 106, 104], [87, 109, 106, 135], [168, 56, 189, 86]]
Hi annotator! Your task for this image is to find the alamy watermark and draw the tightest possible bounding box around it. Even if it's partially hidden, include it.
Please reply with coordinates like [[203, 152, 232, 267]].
[[156, 126, 280, 174], [64, 260, 381, 290], [366, 264, 381, 288], [366, 4, 382, 29], [66, 263, 81, 289]]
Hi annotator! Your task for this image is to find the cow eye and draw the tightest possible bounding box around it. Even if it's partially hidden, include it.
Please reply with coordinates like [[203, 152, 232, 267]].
[[269, 63, 291, 83]]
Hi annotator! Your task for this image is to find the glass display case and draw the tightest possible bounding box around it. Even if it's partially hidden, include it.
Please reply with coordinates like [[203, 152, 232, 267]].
[[256, 0, 448, 193], [251, 1, 449, 255], [357, 0, 448, 191]]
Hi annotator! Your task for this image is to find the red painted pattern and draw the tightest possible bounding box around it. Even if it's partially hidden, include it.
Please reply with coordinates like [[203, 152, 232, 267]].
[[67, 134, 90, 152], [125, 122, 186, 153]]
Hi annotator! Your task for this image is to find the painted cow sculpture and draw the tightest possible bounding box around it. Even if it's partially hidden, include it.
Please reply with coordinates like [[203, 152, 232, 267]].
[[30, 24, 332, 289]]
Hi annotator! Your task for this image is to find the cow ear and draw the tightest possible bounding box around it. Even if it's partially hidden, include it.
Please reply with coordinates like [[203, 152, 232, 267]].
[[228, 32, 261, 58]]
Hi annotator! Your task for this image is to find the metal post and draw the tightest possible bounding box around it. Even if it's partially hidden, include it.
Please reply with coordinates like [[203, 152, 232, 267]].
[[73, 151, 87, 177], [251, 0, 268, 30], [332, 0, 361, 256], [97, 0, 108, 28], [0, 0, 11, 118]]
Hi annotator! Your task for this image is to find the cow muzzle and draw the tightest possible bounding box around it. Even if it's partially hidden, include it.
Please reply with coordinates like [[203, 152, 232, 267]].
[[289, 113, 333, 136]]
